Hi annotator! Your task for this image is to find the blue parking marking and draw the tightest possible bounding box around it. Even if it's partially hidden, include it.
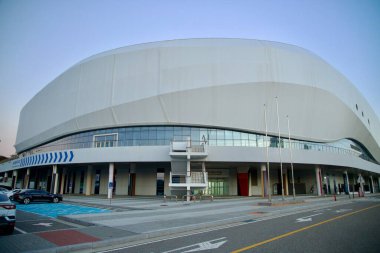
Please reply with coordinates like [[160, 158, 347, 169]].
[[15, 203, 111, 218]]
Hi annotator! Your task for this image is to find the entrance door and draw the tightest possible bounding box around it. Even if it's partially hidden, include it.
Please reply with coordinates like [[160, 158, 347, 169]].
[[128, 173, 136, 196], [156, 169, 165, 196], [207, 179, 228, 196], [238, 173, 249, 196]]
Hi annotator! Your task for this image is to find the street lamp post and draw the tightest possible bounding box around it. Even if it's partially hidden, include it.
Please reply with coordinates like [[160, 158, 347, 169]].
[[275, 97, 285, 201], [287, 115, 296, 200], [264, 104, 271, 203]]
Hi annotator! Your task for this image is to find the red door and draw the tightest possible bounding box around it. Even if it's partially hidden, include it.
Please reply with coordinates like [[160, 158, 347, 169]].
[[238, 173, 249, 196]]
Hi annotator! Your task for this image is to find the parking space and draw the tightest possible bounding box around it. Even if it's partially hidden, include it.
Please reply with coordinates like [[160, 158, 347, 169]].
[[15, 203, 112, 218], [2, 202, 113, 235]]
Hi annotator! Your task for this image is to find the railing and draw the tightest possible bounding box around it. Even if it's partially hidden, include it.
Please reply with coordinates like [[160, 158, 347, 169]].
[[170, 140, 206, 153], [169, 172, 208, 185], [191, 172, 206, 184]]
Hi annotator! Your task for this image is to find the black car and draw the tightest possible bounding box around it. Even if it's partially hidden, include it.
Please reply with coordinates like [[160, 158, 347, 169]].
[[13, 189, 63, 204]]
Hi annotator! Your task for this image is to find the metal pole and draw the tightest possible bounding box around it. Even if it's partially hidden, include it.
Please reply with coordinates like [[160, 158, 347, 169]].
[[275, 97, 285, 201], [264, 104, 271, 203], [287, 115, 296, 200]]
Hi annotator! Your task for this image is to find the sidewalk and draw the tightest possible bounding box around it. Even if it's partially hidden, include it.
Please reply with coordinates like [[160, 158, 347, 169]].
[[3, 194, 366, 253]]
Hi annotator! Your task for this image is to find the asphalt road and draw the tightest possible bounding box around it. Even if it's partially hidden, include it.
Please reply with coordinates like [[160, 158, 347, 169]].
[[104, 198, 380, 253], [11, 209, 79, 235]]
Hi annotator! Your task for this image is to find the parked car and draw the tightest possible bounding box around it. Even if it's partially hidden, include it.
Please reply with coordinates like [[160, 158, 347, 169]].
[[13, 189, 63, 204], [0, 193, 16, 234], [0, 188, 10, 196], [7, 189, 22, 201]]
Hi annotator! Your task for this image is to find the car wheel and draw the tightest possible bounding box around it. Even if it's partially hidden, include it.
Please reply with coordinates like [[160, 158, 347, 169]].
[[23, 198, 31, 204], [53, 197, 59, 203]]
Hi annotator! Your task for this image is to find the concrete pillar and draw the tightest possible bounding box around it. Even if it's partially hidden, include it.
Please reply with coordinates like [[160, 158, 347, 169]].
[[284, 169, 289, 196], [53, 165, 59, 194], [85, 165, 93, 196], [358, 173, 364, 197], [60, 168, 66, 194], [344, 171, 350, 194], [108, 163, 114, 199], [315, 167, 322, 196], [12, 170, 18, 189], [370, 176, 374, 193], [24, 168, 30, 189]]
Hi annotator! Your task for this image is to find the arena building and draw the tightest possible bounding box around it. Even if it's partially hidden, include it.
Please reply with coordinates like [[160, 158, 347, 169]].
[[1, 38, 379, 199]]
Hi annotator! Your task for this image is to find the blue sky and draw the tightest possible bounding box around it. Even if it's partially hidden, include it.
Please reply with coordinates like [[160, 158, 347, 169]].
[[0, 0, 379, 156]]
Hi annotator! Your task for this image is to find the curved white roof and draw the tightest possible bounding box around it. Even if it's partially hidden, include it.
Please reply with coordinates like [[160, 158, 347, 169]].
[[16, 38, 380, 161]]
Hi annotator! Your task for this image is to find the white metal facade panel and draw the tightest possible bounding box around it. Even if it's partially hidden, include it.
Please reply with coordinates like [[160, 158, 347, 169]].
[[15, 39, 380, 162]]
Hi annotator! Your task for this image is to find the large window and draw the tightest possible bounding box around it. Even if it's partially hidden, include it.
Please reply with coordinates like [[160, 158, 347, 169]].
[[24, 125, 377, 164]]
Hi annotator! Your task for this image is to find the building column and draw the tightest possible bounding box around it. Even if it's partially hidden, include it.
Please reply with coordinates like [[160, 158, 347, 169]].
[[358, 173, 364, 197], [315, 167, 322, 196], [52, 165, 59, 194], [24, 168, 30, 189], [284, 169, 289, 196], [59, 168, 66, 194], [4, 172, 8, 183], [108, 163, 114, 199], [85, 165, 93, 196], [344, 171, 350, 194], [12, 170, 18, 189], [370, 176, 375, 193]]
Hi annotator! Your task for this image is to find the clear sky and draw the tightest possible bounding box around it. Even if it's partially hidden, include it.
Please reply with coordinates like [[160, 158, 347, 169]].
[[0, 0, 379, 157]]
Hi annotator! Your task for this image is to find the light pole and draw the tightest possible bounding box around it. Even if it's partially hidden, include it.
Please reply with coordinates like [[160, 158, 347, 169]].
[[287, 115, 296, 200], [264, 104, 271, 202], [275, 97, 285, 201]]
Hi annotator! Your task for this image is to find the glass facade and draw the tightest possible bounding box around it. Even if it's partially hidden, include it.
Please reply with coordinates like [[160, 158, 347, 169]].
[[22, 125, 376, 164]]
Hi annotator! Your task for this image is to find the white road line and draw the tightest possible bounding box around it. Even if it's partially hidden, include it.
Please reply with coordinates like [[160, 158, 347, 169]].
[[299, 213, 323, 219], [162, 237, 227, 253], [14, 227, 27, 234]]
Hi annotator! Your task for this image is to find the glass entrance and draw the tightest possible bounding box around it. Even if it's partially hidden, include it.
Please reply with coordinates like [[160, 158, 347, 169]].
[[207, 179, 228, 196]]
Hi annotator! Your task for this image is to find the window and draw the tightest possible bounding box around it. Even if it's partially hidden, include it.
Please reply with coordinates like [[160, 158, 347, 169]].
[[93, 133, 118, 148]]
